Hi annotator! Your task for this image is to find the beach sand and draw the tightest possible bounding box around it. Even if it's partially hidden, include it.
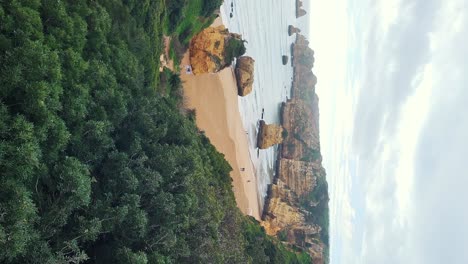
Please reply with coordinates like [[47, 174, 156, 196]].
[[180, 30, 261, 219]]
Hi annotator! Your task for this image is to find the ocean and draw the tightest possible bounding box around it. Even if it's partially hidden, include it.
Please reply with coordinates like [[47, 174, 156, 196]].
[[220, 0, 304, 207]]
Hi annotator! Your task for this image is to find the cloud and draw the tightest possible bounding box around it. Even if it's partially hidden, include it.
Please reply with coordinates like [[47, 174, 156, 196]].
[[352, 0, 439, 157], [352, 0, 468, 263], [311, 0, 468, 263]]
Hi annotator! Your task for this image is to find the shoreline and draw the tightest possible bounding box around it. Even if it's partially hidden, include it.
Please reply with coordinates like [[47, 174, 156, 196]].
[[179, 21, 262, 219]]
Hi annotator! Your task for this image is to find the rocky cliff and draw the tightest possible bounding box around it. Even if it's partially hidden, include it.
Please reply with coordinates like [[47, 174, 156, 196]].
[[235, 56, 255, 96], [277, 159, 323, 197], [262, 183, 322, 236], [262, 32, 328, 264], [281, 98, 320, 160], [189, 26, 243, 75], [257, 120, 284, 149]]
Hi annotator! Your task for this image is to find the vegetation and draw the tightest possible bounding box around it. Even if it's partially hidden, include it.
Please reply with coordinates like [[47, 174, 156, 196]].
[[0, 0, 311, 263], [301, 175, 330, 247], [164, 0, 218, 45], [225, 37, 247, 64], [243, 218, 312, 264]]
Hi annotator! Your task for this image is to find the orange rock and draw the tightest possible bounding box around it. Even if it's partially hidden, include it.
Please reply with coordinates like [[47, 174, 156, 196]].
[[257, 120, 284, 149], [189, 26, 243, 75]]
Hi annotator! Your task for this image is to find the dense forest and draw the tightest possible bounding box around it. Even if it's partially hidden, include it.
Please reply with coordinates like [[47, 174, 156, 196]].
[[0, 0, 313, 263]]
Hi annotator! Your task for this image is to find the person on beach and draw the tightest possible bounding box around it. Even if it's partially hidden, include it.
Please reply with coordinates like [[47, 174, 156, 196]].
[[185, 65, 192, 74]]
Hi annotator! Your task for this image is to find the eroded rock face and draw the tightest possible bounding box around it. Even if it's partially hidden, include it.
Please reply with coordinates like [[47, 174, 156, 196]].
[[189, 26, 242, 75], [235, 56, 255, 96], [262, 184, 306, 235], [292, 35, 314, 68], [278, 159, 322, 197], [281, 98, 320, 160], [257, 120, 284, 149], [288, 25, 301, 36], [262, 181, 324, 264]]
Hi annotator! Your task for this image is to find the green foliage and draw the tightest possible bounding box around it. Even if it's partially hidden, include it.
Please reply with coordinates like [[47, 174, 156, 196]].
[[225, 37, 247, 64], [0, 0, 311, 263], [278, 229, 288, 242], [201, 0, 224, 17], [164, 0, 219, 45], [242, 217, 312, 264], [300, 174, 330, 259], [301, 147, 322, 162]]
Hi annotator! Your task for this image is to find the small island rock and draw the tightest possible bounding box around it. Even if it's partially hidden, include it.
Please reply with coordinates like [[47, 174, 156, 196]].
[[257, 120, 284, 149], [235, 56, 255, 96]]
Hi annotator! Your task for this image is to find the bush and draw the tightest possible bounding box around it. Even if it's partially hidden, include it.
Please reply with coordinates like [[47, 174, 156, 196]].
[[225, 38, 246, 64], [201, 0, 223, 17]]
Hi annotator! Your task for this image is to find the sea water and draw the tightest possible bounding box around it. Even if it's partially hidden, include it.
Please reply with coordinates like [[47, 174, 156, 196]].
[[220, 0, 305, 207]]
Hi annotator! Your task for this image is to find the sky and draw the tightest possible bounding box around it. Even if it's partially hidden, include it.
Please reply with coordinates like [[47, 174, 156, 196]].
[[308, 0, 468, 263]]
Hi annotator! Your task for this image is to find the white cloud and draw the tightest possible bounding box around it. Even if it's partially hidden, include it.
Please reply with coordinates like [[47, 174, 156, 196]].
[[393, 63, 434, 222], [377, 0, 402, 35], [310, 0, 468, 263]]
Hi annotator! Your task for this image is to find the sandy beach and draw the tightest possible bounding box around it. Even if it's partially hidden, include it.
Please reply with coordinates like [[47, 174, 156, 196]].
[[179, 21, 261, 219]]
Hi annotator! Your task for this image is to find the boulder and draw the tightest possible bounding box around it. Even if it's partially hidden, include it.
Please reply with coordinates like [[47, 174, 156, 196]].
[[257, 120, 284, 149], [282, 55, 289, 65], [235, 56, 255, 96]]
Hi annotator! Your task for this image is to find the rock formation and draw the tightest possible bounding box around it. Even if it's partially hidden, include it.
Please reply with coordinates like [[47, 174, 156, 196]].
[[261, 33, 328, 264], [235, 56, 255, 96], [262, 183, 322, 236], [282, 55, 289, 65], [189, 25, 243, 75], [288, 25, 301, 36], [296, 0, 307, 18], [257, 120, 284, 149], [291, 34, 317, 99], [277, 159, 323, 197]]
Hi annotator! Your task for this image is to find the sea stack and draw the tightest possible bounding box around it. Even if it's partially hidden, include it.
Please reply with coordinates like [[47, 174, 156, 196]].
[[296, 0, 307, 18], [257, 120, 284, 149], [235, 56, 255, 96]]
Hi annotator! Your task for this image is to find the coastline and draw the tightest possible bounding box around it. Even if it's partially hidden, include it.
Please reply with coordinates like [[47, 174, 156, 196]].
[[180, 19, 261, 220]]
